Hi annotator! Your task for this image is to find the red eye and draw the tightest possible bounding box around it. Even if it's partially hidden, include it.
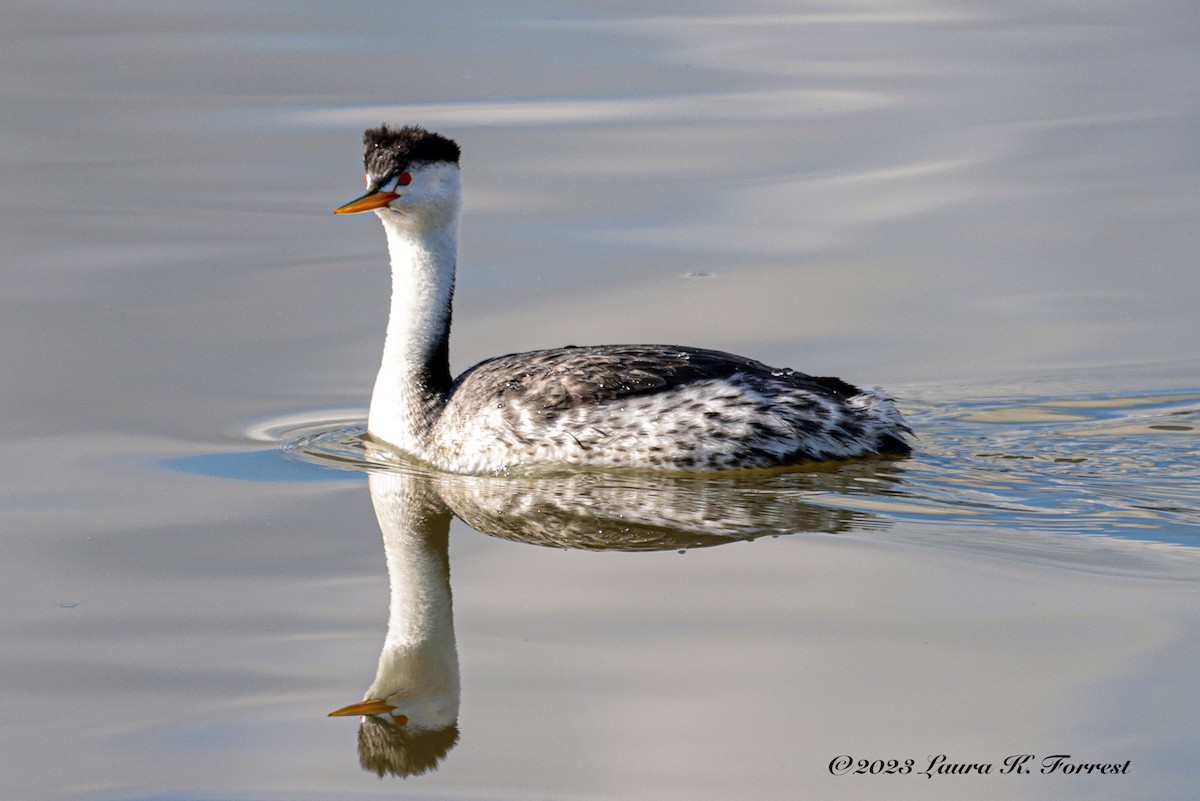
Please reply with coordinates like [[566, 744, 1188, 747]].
[[397, 172, 412, 186]]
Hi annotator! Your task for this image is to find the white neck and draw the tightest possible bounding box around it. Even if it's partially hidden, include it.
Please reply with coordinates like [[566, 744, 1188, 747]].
[[365, 471, 460, 731], [367, 166, 461, 454]]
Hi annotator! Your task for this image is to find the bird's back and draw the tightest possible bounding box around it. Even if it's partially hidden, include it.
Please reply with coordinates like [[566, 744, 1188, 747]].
[[424, 345, 909, 473]]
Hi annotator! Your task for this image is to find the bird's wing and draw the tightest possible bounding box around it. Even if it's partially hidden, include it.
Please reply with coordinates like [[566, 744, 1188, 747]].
[[451, 344, 860, 409]]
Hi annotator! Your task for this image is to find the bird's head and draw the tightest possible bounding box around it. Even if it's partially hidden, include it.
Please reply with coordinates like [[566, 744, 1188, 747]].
[[328, 695, 460, 778], [333, 125, 461, 226]]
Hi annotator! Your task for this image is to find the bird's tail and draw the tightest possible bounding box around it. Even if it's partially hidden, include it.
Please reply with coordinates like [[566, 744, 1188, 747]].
[[849, 388, 913, 455]]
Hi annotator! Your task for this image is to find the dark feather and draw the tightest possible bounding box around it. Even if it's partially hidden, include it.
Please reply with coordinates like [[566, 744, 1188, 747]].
[[363, 125, 461, 186], [450, 344, 863, 410]]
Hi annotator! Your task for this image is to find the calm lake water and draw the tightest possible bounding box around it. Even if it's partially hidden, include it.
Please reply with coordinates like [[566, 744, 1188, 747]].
[[2, 2, 1199, 800]]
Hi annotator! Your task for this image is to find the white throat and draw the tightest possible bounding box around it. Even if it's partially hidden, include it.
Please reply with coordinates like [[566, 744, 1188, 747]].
[[367, 164, 461, 454]]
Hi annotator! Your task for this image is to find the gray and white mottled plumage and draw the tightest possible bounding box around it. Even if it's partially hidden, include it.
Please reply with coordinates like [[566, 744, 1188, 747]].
[[334, 125, 911, 475], [434, 344, 909, 472]]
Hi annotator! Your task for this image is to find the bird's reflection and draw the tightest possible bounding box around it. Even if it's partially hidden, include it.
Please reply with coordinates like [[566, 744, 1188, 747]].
[[327, 446, 906, 776], [328, 470, 460, 777]]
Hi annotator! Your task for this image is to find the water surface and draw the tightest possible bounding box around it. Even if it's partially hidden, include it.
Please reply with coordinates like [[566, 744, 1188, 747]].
[[1, 2, 1198, 800]]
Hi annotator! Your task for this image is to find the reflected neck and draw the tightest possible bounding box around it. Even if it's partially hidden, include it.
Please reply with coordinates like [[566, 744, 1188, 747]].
[[366, 473, 459, 730], [367, 206, 458, 452]]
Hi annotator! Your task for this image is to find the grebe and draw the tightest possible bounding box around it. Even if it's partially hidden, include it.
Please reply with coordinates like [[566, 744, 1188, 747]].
[[334, 125, 910, 474]]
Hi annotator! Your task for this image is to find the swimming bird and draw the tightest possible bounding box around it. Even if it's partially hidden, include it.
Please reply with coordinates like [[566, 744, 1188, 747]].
[[333, 125, 910, 474]]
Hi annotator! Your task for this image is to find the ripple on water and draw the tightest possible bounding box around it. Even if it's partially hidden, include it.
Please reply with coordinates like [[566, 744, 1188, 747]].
[[280, 418, 905, 551], [272, 388, 1200, 549], [895, 389, 1200, 542]]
